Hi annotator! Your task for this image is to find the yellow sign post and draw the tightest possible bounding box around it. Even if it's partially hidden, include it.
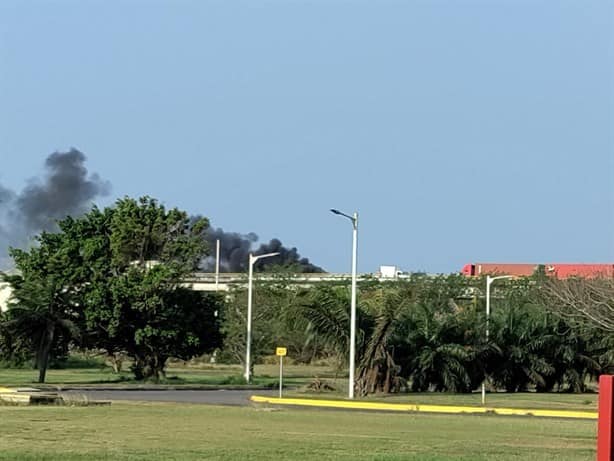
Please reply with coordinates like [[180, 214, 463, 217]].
[[276, 347, 287, 398]]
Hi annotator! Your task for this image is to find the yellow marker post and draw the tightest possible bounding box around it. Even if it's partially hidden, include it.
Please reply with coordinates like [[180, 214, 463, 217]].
[[276, 347, 287, 398]]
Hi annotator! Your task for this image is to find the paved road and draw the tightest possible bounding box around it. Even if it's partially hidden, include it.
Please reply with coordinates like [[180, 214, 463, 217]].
[[63, 389, 279, 406]]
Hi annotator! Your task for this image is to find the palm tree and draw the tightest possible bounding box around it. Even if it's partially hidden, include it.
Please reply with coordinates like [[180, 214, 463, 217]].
[[355, 288, 410, 395], [535, 320, 601, 392], [488, 303, 554, 392], [2, 272, 80, 383], [300, 286, 352, 368], [397, 302, 476, 392]]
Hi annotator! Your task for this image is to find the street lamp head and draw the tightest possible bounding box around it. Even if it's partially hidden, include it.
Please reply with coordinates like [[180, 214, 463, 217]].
[[330, 208, 357, 225], [487, 274, 516, 284], [250, 251, 281, 264], [257, 251, 280, 260]]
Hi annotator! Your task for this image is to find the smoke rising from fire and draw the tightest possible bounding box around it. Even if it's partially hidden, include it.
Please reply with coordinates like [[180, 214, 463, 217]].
[[0, 149, 111, 268], [1, 150, 323, 273], [202, 228, 324, 273]]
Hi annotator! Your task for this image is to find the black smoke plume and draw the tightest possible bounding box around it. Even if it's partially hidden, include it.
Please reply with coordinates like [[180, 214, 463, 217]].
[[1, 150, 323, 273], [202, 228, 324, 273], [0, 149, 110, 268]]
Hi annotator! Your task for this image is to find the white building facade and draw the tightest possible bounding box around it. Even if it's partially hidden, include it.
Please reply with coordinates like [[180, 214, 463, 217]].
[[0, 282, 11, 312]]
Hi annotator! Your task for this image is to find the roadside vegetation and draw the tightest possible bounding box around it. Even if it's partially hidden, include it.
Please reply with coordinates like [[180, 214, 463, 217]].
[[1, 195, 612, 397], [218, 274, 613, 396]]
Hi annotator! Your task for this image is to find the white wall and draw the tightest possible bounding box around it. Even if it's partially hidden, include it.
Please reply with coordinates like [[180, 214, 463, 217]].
[[0, 282, 11, 312]]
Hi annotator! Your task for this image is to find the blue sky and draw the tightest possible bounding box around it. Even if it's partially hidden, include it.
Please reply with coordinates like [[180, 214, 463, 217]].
[[1, 0, 612, 273]]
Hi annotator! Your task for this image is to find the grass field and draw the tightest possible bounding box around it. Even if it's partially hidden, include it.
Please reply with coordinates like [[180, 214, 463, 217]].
[[0, 402, 597, 460], [295, 391, 599, 412], [0, 363, 338, 387], [0, 363, 347, 386]]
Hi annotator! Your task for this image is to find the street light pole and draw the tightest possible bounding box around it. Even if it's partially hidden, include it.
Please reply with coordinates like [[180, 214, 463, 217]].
[[482, 274, 514, 405], [330, 209, 358, 399], [215, 239, 220, 291], [244, 251, 280, 383]]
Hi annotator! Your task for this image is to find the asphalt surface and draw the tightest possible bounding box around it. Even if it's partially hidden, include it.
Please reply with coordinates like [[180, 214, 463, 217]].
[[63, 389, 279, 406], [53, 390, 597, 420]]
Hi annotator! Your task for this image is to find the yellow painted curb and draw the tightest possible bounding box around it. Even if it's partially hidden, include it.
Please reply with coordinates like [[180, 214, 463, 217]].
[[0, 387, 16, 393], [250, 396, 597, 420]]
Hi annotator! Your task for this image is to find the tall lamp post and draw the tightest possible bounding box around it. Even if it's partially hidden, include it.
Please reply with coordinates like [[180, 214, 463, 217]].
[[244, 251, 280, 383], [482, 274, 514, 405], [330, 208, 358, 399]]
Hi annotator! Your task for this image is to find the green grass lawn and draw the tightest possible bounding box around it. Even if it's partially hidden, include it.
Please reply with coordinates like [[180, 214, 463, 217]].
[[0, 402, 597, 461], [287, 390, 599, 412], [0, 367, 125, 386], [372, 392, 598, 412], [0, 363, 338, 387]]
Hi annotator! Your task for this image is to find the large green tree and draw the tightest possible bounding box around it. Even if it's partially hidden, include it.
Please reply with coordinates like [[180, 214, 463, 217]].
[[74, 197, 221, 379], [2, 197, 222, 381]]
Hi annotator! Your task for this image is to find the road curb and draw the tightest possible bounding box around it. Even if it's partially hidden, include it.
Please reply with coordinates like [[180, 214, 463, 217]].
[[250, 396, 598, 419]]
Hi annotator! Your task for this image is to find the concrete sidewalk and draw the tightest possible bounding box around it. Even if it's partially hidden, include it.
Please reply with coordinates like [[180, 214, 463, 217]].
[[250, 395, 598, 419]]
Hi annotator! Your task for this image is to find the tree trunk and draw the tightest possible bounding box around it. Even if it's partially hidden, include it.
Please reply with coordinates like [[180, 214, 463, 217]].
[[131, 353, 167, 381], [108, 352, 124, 374], [37, 323, 55, 383]]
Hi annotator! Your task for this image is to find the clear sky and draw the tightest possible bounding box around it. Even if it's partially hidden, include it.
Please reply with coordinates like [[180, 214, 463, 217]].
[[1, 0, 612, 274]]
